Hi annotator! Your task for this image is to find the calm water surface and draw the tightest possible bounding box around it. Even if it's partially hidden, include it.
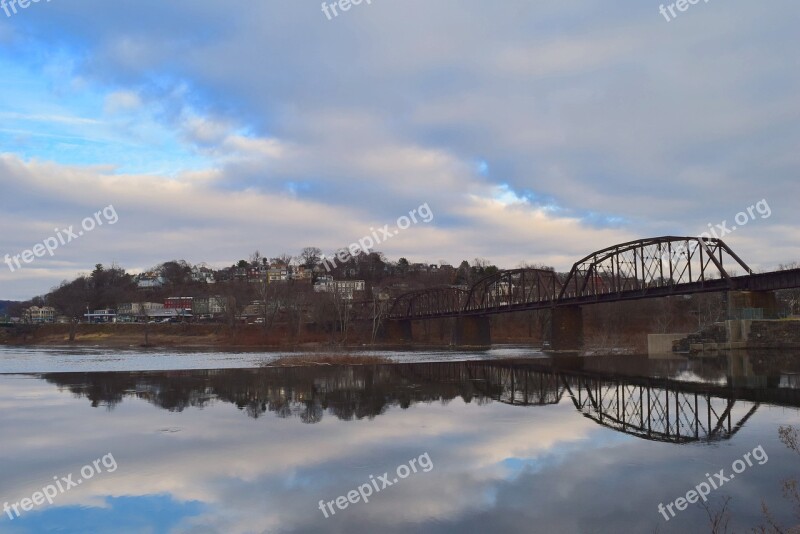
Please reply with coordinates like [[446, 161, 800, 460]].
[[1, 347, 800, 533]]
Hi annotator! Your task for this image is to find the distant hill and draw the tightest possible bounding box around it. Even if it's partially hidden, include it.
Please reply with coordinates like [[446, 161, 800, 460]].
[[0, 300, 19, 315]]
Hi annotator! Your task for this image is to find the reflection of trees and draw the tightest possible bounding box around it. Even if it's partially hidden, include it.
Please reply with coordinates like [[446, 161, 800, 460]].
[[43, 363, 546, 423], [703, 425, 800, 533], [754, 426, 800, 533], [41, 355, 800, 431]]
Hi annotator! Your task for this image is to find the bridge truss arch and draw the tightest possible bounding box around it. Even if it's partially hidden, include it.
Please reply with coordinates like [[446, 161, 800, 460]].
[[387, 286, 468, 320], [558, 236, 753, 300], [384, 236, 769, 321], [463, 268, 563, 314]]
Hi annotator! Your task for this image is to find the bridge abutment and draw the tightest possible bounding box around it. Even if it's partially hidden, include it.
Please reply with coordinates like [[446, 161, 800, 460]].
[[454, 316, 491, 348], [550, 306, 583, 351]]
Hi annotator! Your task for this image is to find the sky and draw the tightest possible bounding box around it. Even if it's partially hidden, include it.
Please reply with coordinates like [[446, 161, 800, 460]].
[[0, 0, 798, 300]]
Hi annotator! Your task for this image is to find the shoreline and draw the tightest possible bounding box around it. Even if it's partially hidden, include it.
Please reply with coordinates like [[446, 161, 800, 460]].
[[0, 323, 541, 352]]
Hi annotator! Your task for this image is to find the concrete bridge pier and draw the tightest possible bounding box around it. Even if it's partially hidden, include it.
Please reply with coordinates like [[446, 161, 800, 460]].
[[727, 290, 779, 319], [454, 316, 491, 348], [550, 306, 584, 351], [385, 320, 413, 343]]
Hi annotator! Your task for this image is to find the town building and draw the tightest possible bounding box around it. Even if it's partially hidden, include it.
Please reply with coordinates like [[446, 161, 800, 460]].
[[118, 302, 166, 319], [136, 273, 165, 289], [314, 278, 366, 300], [83, 309, 117, 323], [190, 266, 216, 284], [164, 297, 194, 314], [242, 300, 267, 318], [291, 265, 314, 282], [24, 306, 56, 324], [268, 267, 289, 283], [192, 296, 226, 316]]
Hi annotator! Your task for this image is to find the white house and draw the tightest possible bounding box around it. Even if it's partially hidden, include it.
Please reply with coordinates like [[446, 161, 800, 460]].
[[314, 279, 366, 300]]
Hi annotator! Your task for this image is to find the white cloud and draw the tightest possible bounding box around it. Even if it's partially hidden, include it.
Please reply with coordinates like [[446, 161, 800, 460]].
[[103, 90, 142, 114]]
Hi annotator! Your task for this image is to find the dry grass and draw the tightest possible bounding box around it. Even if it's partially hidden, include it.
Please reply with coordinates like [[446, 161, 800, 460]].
[[262, 353, 392, 367]]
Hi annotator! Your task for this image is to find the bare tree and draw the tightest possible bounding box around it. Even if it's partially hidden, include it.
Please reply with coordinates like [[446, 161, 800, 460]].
[[700, 496, 732, 534], [754, 425, 800, 533], [283, 282, 309, 338], [308, 291, 336, 341], [256, 279, 283, 332], [517, 261, 555, 271], [695, 294, 726, 329], [272, 253, 293, 267], [218, 281, 251, 338], [332, 290, 353, 343], [49, 278, 91, 342], [651, 298, 676, 334], [778, 262, 800, 316], [298, 247, 322, 269], [137, 299, 152, 347], [370, 288, 389, 344]]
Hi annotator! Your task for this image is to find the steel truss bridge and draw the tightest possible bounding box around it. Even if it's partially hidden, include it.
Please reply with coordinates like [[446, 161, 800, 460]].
[[387, 236, 800, 321], [395, 361, 791, 443]]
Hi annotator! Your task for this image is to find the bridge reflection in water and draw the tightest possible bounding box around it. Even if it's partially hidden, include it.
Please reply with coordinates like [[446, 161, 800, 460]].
[[566, 377, 752, 443], [40, 353, 800, 444], [395, 360, 763, 443]]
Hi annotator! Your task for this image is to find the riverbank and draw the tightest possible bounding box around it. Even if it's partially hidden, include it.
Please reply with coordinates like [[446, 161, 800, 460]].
[[0, 323, 335, 350], [668, 318, 800, 354], [0, 323, 547, 351], [0, 321, 641, 353]]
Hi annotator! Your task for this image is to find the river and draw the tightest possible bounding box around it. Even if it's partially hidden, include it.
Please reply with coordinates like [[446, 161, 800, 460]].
[[1, 346, 799, 533]]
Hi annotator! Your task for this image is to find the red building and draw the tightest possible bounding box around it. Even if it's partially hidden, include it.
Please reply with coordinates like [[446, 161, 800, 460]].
[[164, 297, 194, 312]]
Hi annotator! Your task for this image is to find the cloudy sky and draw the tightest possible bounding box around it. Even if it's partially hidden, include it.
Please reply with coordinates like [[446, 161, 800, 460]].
[[0, 0, 798, 300]]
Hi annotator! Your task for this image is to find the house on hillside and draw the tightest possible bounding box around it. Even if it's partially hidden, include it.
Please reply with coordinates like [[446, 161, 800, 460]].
[[314, 278, 366, 300], [24, 306, 56, 324]]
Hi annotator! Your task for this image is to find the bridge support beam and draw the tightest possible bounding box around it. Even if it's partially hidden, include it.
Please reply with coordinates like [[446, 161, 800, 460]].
[[385, 320, 413, 343], [454, 316, 491, 347], [550, 306, 583, 351], [727, 291, 779, 319]]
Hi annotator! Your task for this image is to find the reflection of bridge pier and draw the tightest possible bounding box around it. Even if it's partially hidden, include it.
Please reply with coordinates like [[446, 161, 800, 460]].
[[466, 364, 564, 405]]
